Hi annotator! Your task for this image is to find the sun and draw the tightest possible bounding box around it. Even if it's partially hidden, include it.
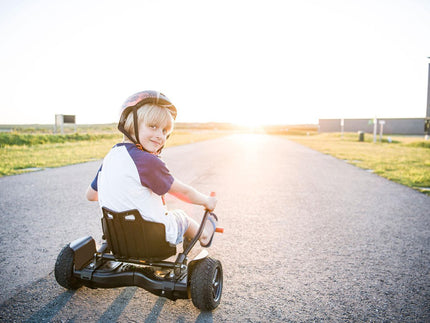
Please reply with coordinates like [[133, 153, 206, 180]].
[[233, 118, 266, 132]]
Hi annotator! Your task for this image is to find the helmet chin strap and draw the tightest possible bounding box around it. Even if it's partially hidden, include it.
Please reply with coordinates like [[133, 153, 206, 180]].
[[118, 107, 141, 148], [132, 107, 144, 151]]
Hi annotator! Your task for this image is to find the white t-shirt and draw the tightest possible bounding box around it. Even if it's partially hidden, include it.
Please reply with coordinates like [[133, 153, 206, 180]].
[[91, 143, 178, 244]]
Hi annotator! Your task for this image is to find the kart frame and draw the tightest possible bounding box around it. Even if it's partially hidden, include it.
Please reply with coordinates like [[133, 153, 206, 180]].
[[55, 207, 222, 310]]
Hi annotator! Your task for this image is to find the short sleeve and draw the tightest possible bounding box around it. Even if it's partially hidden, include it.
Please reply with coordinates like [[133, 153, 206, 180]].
[[90, 164, 103, 191], [128, 146, 174, 195]]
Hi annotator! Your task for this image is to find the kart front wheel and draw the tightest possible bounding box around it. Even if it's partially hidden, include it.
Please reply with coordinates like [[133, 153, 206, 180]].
[[54, 244, 83, 290], [190, 257, 223, 311]]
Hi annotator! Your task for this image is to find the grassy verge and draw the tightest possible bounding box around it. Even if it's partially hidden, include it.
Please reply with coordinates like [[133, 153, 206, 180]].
[[286, 132, 430, 195], [0, 133, 118, 147], [0, 130, 229, 176]]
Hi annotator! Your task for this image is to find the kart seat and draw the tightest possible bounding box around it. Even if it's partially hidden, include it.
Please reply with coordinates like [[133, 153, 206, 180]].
[[101, 207, 176, 261]]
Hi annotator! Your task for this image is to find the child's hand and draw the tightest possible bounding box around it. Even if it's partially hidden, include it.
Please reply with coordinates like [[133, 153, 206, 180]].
[[205, 195, 217, 211]]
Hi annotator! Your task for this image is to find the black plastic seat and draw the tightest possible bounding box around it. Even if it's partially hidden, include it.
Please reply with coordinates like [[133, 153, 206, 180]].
[[101, 207, 176, 261]]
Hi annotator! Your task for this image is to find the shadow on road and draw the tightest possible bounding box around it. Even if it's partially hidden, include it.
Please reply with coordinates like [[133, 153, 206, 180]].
[[144, 297, 166, 323], [196, 310, 213, 322], [25, 290, 76, 323], [0, 273, 215, 322], [98, 287, 137, 322], [142, 296, 214, 322]]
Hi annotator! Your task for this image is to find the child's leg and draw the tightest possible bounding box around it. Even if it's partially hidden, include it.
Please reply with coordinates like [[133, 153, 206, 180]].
[[184, 215, 216, 246], [172, 209, 217, 246]]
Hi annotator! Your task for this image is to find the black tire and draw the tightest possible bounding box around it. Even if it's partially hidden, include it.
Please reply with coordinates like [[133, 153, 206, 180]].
[[54, 244, 83, 290], [190, 257, 223, 311]]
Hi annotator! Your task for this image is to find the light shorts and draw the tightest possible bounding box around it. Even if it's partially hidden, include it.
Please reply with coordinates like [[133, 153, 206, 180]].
[[169, 209, 191, 244]]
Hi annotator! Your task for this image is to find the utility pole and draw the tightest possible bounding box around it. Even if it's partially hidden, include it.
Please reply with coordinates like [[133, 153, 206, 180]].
[[427, 57, 430, 118]]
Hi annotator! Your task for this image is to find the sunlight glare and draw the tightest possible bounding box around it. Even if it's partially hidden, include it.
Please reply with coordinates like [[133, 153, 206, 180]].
[[232, 117, 266, 133]]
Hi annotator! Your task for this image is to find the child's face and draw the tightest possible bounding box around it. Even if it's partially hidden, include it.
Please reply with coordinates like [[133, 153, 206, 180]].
[[138, 121, 172, 153]]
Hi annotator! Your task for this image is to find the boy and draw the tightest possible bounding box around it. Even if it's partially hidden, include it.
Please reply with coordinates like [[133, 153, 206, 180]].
[[86, 90, 218, 247]]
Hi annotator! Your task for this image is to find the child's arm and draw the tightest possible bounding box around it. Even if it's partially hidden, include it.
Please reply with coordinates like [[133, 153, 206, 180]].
[[168, 178, 217, 211], [85, 185, 98, 201]]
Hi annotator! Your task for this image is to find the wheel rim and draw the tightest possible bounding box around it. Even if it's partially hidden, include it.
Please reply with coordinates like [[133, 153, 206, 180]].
[[211, 266, 222, 302]]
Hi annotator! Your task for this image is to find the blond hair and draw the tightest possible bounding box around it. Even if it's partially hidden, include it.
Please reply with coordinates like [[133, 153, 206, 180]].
[[123, 103, 174, 142]]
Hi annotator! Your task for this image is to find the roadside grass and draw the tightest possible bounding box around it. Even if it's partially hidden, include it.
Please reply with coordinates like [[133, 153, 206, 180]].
[[286, 132, 430, 195], [0, 132, 118, 147], [0, 138, 120, 176], [0, 130, 229, 176], [0, 123, 118, 134]]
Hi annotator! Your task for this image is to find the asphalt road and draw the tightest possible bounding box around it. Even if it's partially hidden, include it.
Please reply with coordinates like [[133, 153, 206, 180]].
[[0, 134, 429, 322]]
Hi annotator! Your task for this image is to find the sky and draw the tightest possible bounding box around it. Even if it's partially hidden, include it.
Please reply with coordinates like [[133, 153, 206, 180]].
[[0, 0, 429, 126]]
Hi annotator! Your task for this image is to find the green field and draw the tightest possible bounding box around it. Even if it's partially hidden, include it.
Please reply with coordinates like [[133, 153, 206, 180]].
[[0, 125, 232, 176], [286, 132, 430, 195], [1, 124, 429, 196]]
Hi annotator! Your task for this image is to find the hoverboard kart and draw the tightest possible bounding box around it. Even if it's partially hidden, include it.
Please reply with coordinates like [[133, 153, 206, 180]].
[[54, 207, 223, 311]]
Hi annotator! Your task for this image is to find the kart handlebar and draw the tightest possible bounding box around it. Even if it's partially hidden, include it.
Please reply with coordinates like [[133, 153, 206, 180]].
[[207, 191, 223, 232], [181, 192, 223, 256]]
